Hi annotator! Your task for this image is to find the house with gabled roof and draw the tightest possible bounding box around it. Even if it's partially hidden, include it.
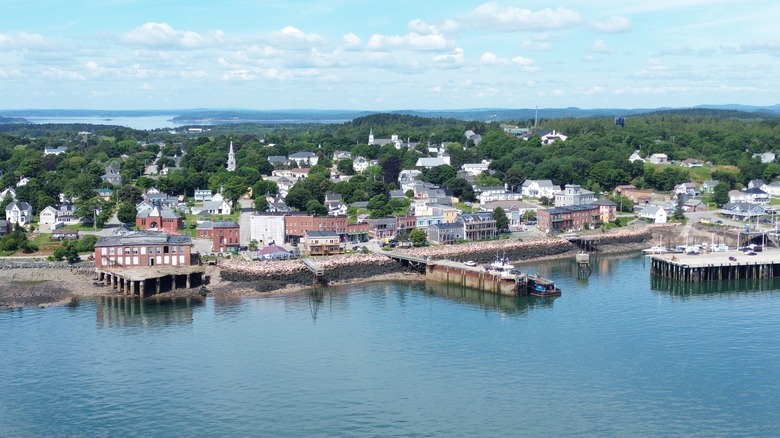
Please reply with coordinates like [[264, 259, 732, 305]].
[[135, 205, 183, 230], [700, 180, 720, 194], [638, 205, 667, 224], [521, 179, 558, 199], [6, 201, 33, 226], [288, 151, 318, 167]]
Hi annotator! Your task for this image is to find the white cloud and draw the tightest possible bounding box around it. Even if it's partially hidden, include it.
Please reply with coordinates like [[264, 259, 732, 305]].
[[521, 39, 552, 51], [431, 86, 442, 93], [432, 47, 464, 66], [367, 32, 453, 51], [480, 52, 508, 65], [41, 67, 85, 80], [272, 26, 324, 46], [591, 16, 631, 33], [121, 22, 218, 49], [590, 39, 615, 54], [141, 82, 154, 90], [342, 32, 362, 49], [467, 3, 583, 31], [511, 56, 538, 72], [0, 32, 51, 50]]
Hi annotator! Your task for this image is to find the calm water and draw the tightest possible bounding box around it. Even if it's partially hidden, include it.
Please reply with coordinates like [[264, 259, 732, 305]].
[[25, 115, 186, 130], [2, 253, 780, 437]]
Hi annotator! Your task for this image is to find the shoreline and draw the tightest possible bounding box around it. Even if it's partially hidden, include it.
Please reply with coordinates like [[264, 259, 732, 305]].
[[0, 225, 662, 310]]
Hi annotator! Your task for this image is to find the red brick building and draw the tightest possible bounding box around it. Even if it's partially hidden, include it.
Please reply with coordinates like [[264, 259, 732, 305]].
[[94, 231, 193, 268], [283, 214, 370, 244], [196, 220, 241, 253], [135, 206, 184, 231], [537, 204, 601, 234]]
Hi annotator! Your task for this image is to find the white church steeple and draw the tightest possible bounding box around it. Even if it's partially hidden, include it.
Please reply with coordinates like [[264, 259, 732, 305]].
[[368, 127, 375, 145], [226, 140, 236, 172]]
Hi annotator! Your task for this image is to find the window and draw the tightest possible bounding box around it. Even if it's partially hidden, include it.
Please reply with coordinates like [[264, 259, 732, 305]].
[[109, 247, 115, 255], [133, 247, 138, 255]]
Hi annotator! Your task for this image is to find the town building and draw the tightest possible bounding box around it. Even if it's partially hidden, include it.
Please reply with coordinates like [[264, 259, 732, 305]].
[[554, 184, 595, 207], [521, 179, 559, 199], [94, 231, 193, 268], [135, 205, 183, 230], [303, 231, 343, 256], [39, 205, 58, 226], [194, 189, 213, 202], [50, 228, 79, 241], [197, 220, 241, 253], [648, 153, 669, 164], [427, 222, 465, 245], [638, 205, 668, 224], [288, 151, 319, 167], [250, 213, 286, 247], [537, 205, 601, 234], [456, 213, 497, 241]]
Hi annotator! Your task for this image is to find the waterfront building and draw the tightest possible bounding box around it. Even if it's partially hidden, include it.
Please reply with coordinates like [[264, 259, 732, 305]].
[[521, 179, 558, 199], [428, 222, 464, 245], [456, 213, 497, 241], [197, 220, 241, 253], [250, 213, 286, 247], [537, 204, 601, 234], [5, 201, 32, 226], [554, 184, 595, 207], [303, 230, 343, 256], [94, 231, 193, 268]]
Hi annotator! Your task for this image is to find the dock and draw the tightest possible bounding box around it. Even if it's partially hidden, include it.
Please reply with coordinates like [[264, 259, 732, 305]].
[[424, 259, 560, 297], [96, 265, 206, 297], [650, 249, 780, 282]]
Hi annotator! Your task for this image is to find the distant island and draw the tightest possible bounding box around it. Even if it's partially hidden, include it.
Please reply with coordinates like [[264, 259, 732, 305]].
[[1, 104, 779, 125]]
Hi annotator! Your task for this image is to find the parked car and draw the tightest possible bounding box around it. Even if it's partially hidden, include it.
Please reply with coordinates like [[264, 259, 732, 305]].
[[464, 260, 477, 267]]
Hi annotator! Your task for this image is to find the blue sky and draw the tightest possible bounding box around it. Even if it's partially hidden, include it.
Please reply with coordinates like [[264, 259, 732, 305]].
[[1, 0, 778, 110]]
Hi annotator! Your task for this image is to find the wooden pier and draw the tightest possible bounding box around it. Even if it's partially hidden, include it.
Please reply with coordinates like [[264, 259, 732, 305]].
[[96, 265, 206, 297], [650, 249, 780, 282]]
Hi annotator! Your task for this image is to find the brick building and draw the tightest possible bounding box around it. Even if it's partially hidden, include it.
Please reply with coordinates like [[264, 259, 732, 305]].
[[136, 206, 184, 231], [537, 204, 601, 234], [197, 220, 241, 253], [94, 231, 193, 268]]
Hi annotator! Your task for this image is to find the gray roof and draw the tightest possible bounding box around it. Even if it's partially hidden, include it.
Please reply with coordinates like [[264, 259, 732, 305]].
[[289, 151, 317, 159], [197, 220, 239, 230], [95, 231, 191, 247], [6, 201, 32, 212]]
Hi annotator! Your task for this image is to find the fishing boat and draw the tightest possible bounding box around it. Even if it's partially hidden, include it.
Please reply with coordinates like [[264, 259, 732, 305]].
[[525, 273, 562, 297], [486, 252, 515, 271]]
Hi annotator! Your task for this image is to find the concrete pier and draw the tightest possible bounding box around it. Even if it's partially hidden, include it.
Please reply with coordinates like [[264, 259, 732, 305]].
[[650, 249, 780, 282], [96, 265, 206, 297]]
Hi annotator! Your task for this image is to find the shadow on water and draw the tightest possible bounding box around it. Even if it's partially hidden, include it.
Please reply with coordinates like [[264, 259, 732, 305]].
[[424, 280, 555, 316], [651, 275, 780, 298], [95, 295, 204, 328]]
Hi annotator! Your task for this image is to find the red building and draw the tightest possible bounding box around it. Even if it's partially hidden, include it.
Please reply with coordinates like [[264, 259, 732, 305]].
[[197, 220, 241, 253], [94, 231, 193, 268], [136, 206, 184, 231], [283, 214, 369, 244]]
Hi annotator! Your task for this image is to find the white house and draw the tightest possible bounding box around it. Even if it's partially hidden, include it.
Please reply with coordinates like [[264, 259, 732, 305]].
[[674, 183, 699, 196], [193, 199, 232, 216], [639, 205, 667, 224], [415, 157, 450, 168], [762, 181, 780, 197], [730, 188, 769, 205], [628, 150, 645, 163], [44, 146, 68, 155], [461, 161, 491, 176], [39, 206, 58, 225], [5, 201, 33, 226], [752, 152, 776, 164], [288, 151, 319, 168], [0, 187, 17, 201], [521, 179, 559, 199], [554, 184, 595, 207], [540, 130, 568, 145], [249, 214, 286, 247], [649, 153, 669, 164], [352, 156, 373, 173]]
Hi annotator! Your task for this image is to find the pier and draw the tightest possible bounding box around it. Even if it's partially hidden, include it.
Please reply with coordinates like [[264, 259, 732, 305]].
[[96, 265, 206, 297], [650, 249, 780, 282]]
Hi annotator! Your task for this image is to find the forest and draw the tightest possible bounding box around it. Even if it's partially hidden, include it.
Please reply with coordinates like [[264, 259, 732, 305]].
[[1, 108, 780, 225]]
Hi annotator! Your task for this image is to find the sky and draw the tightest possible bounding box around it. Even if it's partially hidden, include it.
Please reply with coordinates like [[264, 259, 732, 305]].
[[1, 0, 779, 111]]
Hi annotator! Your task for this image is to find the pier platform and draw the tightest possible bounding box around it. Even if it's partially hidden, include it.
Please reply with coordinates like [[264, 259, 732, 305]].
[[96, 265, 206, 297], [650, 249, 780, 282]]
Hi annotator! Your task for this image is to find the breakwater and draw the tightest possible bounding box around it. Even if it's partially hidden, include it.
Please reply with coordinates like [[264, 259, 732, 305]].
[[0, 260, 95, 273], [219, 254, 407, 292]]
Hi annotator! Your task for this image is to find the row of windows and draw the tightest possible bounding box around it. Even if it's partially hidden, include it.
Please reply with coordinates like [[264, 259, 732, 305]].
[[102, 246, 187, 256]]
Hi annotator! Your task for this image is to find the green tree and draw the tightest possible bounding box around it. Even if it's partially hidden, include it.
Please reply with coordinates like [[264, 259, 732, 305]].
[[336, 159, 355, 175], [492, 206, 509, 232], [712, 182, 730, 207], [117, 184, 143, 204], [305, 199, 327, 216], [673, 196, 686, 221], [254, 196, 269, 212], [504, 166, 525, 193], [116, 202, 138, 224], [409, 228, 427, 247]]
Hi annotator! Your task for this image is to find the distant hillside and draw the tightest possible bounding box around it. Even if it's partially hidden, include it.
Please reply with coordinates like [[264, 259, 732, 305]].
[[0, 116, 29, 124]]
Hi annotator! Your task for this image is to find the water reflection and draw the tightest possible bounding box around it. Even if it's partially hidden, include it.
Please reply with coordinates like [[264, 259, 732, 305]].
[[95, 295, 203, 328], [424, 281, 555, 316], [651, 275, 780, 297]]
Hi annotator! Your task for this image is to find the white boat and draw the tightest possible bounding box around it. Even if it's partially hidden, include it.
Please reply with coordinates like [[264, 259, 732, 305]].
[[642, 245, 667, 254], [486, 253, 515, 271], [712, 244, 729, 252]]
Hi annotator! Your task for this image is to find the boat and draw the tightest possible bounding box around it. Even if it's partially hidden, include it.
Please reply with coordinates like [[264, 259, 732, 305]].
[[642, 245, 667, 255], [486, 253, 515, 271], [526, 274, 562, 297]]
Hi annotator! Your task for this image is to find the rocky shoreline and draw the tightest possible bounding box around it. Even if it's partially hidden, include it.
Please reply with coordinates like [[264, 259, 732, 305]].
[[0, 225, 662, 309]]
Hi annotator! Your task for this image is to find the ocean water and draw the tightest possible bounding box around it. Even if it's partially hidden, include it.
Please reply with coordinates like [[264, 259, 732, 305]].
[[2, 253, 780, 437]]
